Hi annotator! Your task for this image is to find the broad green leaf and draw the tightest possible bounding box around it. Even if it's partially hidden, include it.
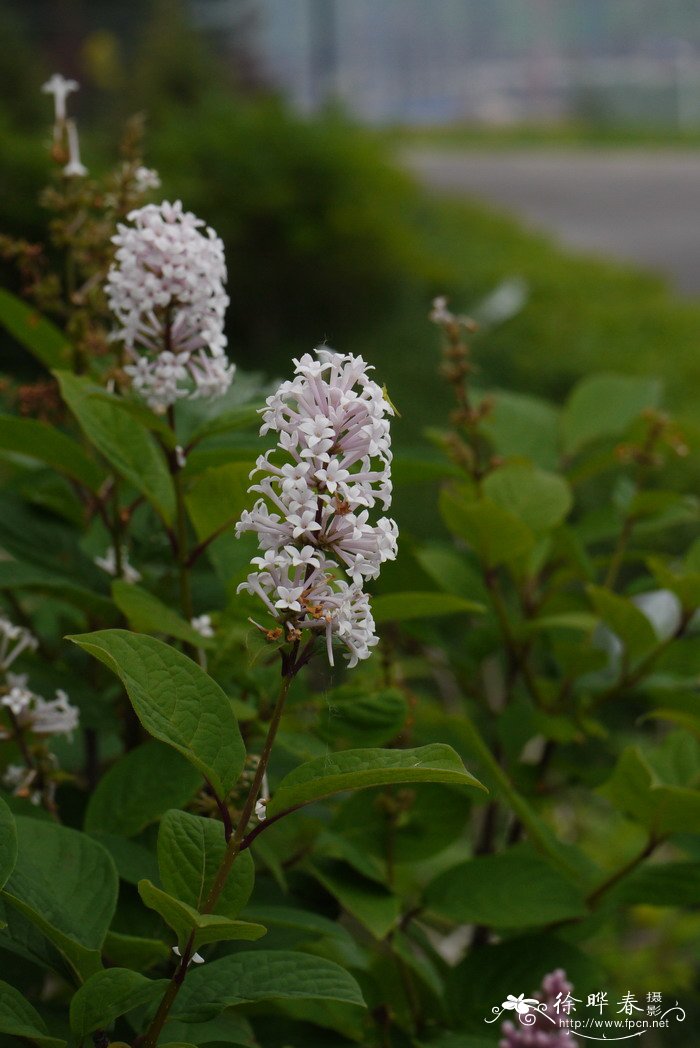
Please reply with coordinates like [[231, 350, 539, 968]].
[[171, 950, 365, 1022], [3, 818, 118, 982], [0, 796, 17, 891], [111, 580, 214, 647], [0, 977, 65, 1047], [647, 555, 700, 612], [162, 1011, 255, 1047], [86, 389, 175, 446], [599, 746, 700, 835], [318, 687, 409, 747], [85, 741, 204, 838], [158, 809, 255, 918], [0, 415, 104, 492], [562, 373, 661, 455], [69, 630, 245, 798], [523, 611, 599, 634], [414, 542, 488, 600], [190, 403, 263, 443], [90, 834, 159, 886], [55, 371, 175, 524], [185, 462, 253, 542], [70, 969, 169, 1038], [440, 487, 534, 567], [372, 591, 484, 624], [427, 850, 586, 928], [481, 389, 560, 470], [307, 860, 400, 939], [0, 896, 70, 980], [0, 560, 113, 618], [0, 289, 70, 368], [483, 463, 572, 533], [103, 930, 170, 971], [267, 744, 485, 818], [613, 861, 700, 908], [138, 880, 266, 951], [586, 585, 658, 662], [418, 711, 586, 882]]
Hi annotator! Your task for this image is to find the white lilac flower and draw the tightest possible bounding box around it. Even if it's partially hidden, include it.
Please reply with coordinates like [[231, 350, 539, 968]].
[[172, 946, 205, 965], [236, 348, 398, 668], [132, 165, 161, 193], [106, 200, 234, 412], [190, 614, 215, 639], [94, 546, 142, 583], [0, 618, 38, 672], [63, 118, 87, 178], [1, 763, 41, 805], [1, 679, 79, 738], [41, 73, 78, 123]]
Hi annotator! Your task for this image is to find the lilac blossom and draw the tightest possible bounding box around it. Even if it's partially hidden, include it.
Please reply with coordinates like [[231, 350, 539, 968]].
[[500, 970, 578, 1048], [237, 349, 398, 668], [106, 200, 234, 412]]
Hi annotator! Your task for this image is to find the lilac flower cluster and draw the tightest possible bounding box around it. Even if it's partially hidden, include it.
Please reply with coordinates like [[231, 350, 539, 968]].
[[500, 970, 578, 1048], [0, 616, 79, 805], [106, 201, 234, 412], [237, 349, 398, 668]]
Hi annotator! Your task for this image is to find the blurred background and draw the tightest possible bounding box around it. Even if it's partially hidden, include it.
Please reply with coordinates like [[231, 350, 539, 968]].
[[3, 0, 700, 450]]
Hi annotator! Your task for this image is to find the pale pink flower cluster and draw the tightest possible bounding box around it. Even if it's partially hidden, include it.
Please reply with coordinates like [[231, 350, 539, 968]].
[[2, 675, 79, 738], [500, 970, 578, 1048], [0, 617, 79, 802], [106, 201, 234, 412], [237, 349, 398, 668]]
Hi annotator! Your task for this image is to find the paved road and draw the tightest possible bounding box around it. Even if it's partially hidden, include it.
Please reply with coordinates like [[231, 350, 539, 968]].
[[403, 147, 700, 295]]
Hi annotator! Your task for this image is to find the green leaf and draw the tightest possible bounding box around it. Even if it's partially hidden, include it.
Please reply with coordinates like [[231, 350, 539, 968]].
[[586, 585, 658, 662], [0, 289, 71, 368], [190, 403, 263, 443], [427, 850, 587, 928], [171, 951, 365, 1022], [69, 630, 245, 798], [613, 861, 700, 908], [421, 711, 586, 881], [372, 591, 484, 624], [483, 463, 572, 533], [0, 560, 114, 618], [111, 580, 214, 647], [306, 860, 400, 939], [481, 389, 560, 470], [158, 809, 255, 918], [162, 1013, 256, 1047], [55, 371, 175, 524], [440, 487, 534, 567], [103, 930, 170, 971], [2, 819, 118, 982], [70, 969, 169, 1038], [0, 414, 104, 492], [267, 744, 485, 818], [562, 373, 661, 455], [85, 389, 176, 446], [414, 542, 488, 600], [137, 880, 266, 951], [0, 977, 65, 1047], [318, 687, 409, 747], [84, 741, 204, 838], [185, 462, 253, 542], [0, 796, 17, 892], [523, 611, 599, 634], [599, 746, 700, 835]]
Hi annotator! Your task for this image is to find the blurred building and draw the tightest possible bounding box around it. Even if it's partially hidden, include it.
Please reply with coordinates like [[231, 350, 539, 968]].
[[192, 0, 700, 127]]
